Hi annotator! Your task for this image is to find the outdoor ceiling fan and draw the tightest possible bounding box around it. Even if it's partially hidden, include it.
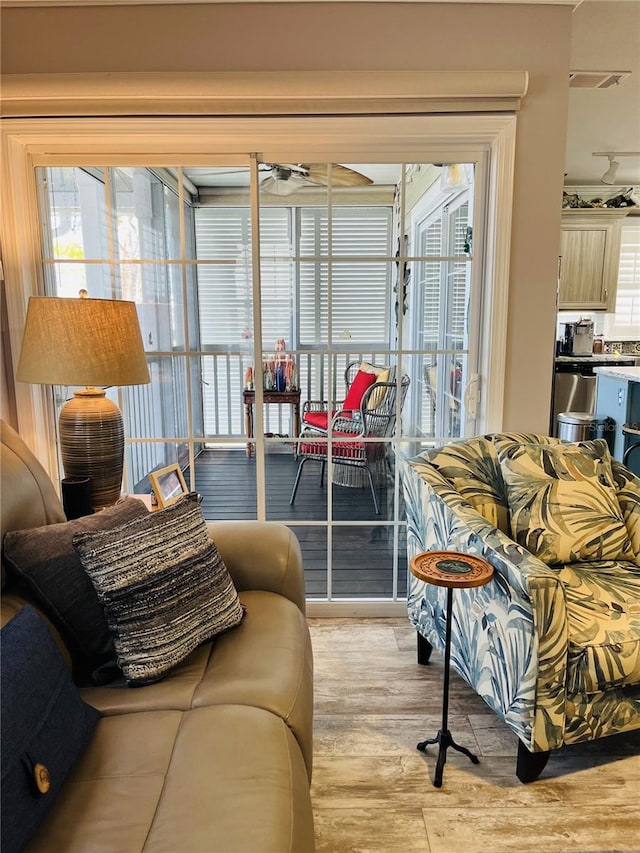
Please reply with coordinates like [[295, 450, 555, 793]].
[[260, 163, 373, 196]]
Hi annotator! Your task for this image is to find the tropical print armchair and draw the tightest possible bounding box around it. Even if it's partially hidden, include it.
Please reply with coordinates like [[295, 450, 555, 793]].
[[402, 432, 640, 782]]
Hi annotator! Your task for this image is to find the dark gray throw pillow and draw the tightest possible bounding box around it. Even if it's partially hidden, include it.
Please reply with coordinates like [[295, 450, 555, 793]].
[[72, 493, 245, 686], [1, 605, 100, 853], [3, 497, 149, 684]]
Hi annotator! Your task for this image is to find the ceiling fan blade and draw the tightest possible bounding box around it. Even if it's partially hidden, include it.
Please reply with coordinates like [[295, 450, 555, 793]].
[[304, 164, 373, 188], [260, 162, 373, 195]]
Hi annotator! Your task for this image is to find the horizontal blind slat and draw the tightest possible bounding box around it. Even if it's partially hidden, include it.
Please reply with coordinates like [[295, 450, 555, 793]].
[[606, 223, 640, 337]]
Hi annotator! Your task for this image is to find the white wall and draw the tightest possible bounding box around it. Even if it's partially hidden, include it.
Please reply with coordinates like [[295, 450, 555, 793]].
[[0, 1, 573, 433]]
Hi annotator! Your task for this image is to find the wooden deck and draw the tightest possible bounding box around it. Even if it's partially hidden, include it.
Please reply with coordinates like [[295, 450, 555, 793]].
[[187, 447, 408, 600]]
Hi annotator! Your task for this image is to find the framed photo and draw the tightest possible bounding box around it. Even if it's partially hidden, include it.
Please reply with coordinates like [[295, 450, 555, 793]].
[[149, 463, 188, 509]]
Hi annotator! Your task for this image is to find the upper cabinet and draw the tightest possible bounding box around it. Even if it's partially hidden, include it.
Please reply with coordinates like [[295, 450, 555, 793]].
[[558, 210, 628, 311]]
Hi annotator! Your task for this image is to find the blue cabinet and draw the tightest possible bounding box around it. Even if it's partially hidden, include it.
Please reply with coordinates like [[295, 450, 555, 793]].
[[595, 370, 640, 475]]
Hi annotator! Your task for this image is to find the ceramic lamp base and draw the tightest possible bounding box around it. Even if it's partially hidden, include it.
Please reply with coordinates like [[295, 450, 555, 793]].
[[59, 388, 124, 511]]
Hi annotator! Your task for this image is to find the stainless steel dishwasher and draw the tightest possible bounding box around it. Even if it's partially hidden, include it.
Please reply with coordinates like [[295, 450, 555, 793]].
[[551, 355, 636, 436]]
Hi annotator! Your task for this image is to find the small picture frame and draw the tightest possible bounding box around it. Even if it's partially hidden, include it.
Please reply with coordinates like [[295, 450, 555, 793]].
[[149, 463, 188, 509]]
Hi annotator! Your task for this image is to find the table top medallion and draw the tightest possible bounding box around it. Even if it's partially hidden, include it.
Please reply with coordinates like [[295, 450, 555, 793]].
[[410, 550, 493, 589]]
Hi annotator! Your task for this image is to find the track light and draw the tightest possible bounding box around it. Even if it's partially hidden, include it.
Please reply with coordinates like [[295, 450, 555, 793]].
[[592, 151, 640, 185]]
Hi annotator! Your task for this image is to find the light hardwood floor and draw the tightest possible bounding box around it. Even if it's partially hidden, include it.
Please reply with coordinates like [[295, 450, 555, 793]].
[[308, 618, 640, 853]]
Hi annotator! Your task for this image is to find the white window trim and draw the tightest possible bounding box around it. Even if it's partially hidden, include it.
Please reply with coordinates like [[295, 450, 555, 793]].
[[1, 113, 516, 475]]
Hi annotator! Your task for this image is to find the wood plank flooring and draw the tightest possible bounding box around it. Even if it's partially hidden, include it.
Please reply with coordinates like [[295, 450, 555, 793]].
[[190, 447, 400, 523], [189, 448, 407, 599], [309, 618, 640, 853]]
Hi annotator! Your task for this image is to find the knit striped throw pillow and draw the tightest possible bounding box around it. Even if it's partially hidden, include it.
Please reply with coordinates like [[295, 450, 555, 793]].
[[72, 493, 244, 685]]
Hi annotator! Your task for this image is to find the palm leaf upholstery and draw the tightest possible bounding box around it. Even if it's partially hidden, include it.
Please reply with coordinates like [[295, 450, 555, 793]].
[[403, 433, 640, 762]]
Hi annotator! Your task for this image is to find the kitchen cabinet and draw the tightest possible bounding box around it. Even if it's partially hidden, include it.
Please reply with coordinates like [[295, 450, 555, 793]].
[[594, 366, 640, 475], [558, 210, 628, 311]]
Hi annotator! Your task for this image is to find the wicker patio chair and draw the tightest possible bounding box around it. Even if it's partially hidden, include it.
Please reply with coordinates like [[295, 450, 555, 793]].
[[290, 373, 410, 514]]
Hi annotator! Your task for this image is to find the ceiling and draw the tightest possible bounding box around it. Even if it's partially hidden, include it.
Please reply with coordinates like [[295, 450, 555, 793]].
[[187, 1, 640, 192], [566, 0, 640, 186], [184, 164, 400, 190]]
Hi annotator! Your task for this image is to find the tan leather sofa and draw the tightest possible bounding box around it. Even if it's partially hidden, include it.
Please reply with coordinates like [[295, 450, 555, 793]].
[[1, 421, 315, 852]]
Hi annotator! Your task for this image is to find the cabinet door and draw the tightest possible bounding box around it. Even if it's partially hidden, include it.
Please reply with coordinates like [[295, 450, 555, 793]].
[[559, 227, 608, 308], [558, 214, 624, 311]]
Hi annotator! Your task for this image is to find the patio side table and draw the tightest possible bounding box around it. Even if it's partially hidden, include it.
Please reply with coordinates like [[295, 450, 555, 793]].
[[243, 389, 301, 458], [410, 550, 494, 788]]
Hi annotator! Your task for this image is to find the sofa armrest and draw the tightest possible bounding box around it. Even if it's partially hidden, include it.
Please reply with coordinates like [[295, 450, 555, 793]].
[[402, 457, 568, 752], [206, 521, 306, 614]]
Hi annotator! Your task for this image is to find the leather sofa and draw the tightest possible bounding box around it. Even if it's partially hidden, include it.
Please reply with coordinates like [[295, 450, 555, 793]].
[[1, 420, 315, 852], [402, 432, 640, 783]]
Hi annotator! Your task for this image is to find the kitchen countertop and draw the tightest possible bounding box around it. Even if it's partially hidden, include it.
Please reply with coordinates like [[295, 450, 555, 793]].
[[555, 354, 636, 364], [594, 366, 640, 383]]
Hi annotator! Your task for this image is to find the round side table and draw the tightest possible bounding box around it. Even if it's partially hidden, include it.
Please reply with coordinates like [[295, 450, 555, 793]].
[[410, 550, 494, 788]]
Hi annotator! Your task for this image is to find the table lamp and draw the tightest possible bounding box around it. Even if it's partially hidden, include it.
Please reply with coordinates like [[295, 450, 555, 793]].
[[17, 293, 150, 511]]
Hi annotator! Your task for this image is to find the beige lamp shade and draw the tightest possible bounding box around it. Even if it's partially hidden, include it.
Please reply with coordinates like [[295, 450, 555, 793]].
[[17, 295, 150, 511], [17, 296, 150, 387]]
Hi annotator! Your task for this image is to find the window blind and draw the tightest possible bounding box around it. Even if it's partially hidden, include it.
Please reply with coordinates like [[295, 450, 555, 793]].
[[605, 223, 640, 340], [449, 202, 470, 349], [414, 195, 471, 438], [195, 207, 254, 347], [419, 200, 469, 350], [420, 218, 443, 350], [298, 206, 392, 346], [194, 202, 393, 436], [195, 205, 393, 349]]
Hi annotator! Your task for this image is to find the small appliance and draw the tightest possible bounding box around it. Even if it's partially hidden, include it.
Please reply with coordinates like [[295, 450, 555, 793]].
[[562, 319, 594, 356], [551, 352, 636, 434]]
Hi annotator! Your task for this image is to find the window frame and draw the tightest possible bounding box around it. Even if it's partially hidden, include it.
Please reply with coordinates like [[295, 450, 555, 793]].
[[1, 113, 516, 478]]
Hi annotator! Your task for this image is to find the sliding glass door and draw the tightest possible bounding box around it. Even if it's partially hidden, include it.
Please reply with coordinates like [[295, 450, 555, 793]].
[[36, 165, 201, 494], [34, 153, 484, 611]]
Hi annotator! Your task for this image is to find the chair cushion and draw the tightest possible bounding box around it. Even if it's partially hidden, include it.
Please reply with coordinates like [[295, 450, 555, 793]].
[[1, 605, 100, 853], [342, 369, 377, 412], [359, 362, 391, 409], [412, 436, 508, 532], [303, 411, 330, 431], [559, 560, 640, 693], [497, 439, 635, 565], [300, 432, 367, 461], [72, 494, 244, 686], [2, 497, 149, 684], [359, 361, 389, 377]]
